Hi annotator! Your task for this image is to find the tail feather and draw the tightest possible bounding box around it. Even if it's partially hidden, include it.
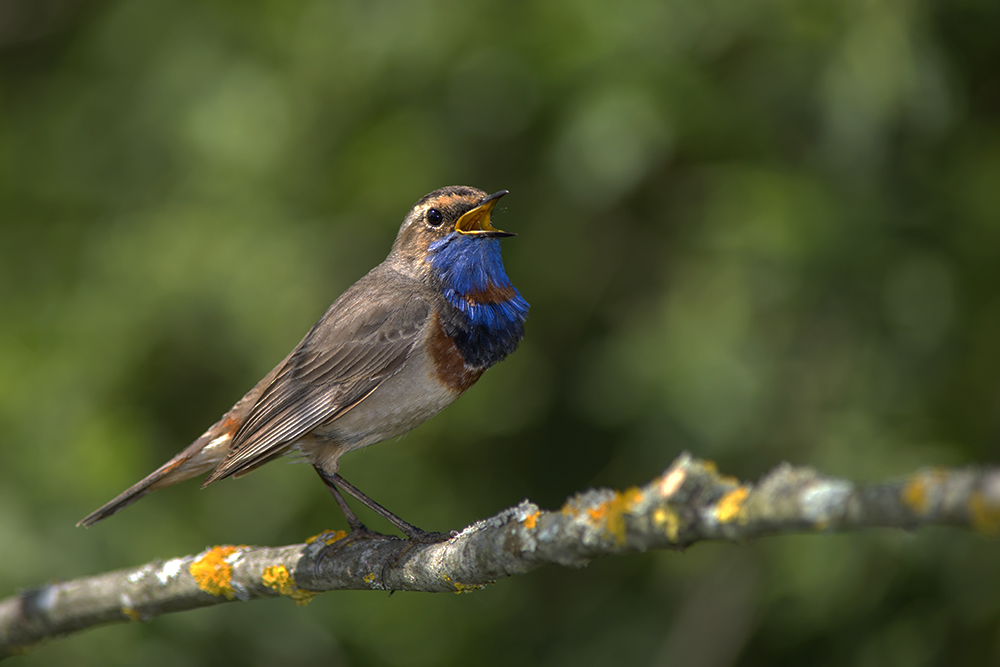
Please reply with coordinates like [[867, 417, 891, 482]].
[[77, 430, 232, 527], [76, 459, 182, 527]]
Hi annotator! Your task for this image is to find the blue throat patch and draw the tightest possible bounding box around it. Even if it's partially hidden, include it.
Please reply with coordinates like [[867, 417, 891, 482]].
[[428, 233, 529, 368]]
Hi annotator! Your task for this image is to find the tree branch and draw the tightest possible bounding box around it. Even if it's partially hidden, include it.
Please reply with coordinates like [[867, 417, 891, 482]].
[[2, 453, 999, 658]]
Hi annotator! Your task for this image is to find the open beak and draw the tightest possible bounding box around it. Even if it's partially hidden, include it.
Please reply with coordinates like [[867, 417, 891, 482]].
[[455, 190, 515, 237]]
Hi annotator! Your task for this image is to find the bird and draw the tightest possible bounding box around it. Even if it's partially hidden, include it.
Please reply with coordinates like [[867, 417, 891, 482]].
[[77, 186, 529, 541]]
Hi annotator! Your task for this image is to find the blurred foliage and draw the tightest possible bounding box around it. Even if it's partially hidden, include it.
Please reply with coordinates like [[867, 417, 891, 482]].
[[2, 0, 1000, 664]]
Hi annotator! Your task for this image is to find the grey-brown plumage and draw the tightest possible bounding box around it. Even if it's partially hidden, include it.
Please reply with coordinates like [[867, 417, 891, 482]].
[[78, 186, 528, 537]]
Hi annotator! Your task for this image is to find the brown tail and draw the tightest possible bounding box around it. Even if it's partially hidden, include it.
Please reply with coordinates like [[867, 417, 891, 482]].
[[77, 350, 288, 527], [76, 427, 233, 527]]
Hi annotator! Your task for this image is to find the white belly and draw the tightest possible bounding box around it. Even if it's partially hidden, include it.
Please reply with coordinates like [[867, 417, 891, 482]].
[[292, 346, 461, 472]]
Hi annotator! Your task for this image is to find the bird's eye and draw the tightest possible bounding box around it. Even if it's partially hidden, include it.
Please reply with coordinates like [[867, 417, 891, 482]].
[[426, 208, 443, 227]]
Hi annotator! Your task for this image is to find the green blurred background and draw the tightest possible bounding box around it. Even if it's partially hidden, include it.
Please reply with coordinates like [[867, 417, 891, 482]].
[[2, 0, 999, 664]]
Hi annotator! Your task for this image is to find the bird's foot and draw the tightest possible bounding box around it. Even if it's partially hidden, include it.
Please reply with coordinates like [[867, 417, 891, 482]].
[[385, 527, 453, 574]]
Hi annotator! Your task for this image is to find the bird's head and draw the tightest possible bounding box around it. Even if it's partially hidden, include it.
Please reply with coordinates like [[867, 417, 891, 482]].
[[391, 185, 528, 366], [389, 186, 514, 282]]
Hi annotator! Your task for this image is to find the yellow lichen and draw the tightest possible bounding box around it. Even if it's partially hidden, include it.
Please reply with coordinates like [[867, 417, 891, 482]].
[[716, 487, 749, 524], [587, 504, 608, 522], [363, 572, 377, 585], [584, 487, 642, 544], [190, 546, 244, 599], [522, 510, 540, 529], [452, 581, 487, 594], [262, 565, 317, 606], [970, 491, 1000, 538], [653, 507, 681, 542], [902, 478, 931, 515], [442, 574, 486, 594], [306, 530, 349, 546], [121, 607, 142, 622]]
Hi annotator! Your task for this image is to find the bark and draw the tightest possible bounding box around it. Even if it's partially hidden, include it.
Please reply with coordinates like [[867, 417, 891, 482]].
[[2, 453, 998, 659]]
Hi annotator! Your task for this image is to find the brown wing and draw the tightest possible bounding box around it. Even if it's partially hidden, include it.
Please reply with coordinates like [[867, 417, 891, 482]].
[[203, 279, 432, 483]]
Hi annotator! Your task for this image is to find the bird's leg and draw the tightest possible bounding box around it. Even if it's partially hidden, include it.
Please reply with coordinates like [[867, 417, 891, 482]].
[[314, 467, 368, 533], [312, 467, 452, 584], [323, 470, 448, 543], [313, 466, 389, 577]]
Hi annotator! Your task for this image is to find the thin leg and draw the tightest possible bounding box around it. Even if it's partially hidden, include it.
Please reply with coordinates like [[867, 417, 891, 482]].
[[315, 467, 367, 532], [311, 467, 451, 582], [312, 466, 387, 578], [314, 466, 446, 542], [332, 473, 429, 538]]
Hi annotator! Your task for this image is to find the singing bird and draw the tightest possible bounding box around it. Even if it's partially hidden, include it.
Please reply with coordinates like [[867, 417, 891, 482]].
[[78, 186, 529, 540]]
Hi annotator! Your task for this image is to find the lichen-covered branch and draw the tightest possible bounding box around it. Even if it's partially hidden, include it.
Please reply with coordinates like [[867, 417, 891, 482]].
[[2, 453, 999, 658]]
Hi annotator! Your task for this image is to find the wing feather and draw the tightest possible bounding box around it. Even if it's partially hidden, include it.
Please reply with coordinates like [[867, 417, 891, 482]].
[[205, 275, 433, 482]]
